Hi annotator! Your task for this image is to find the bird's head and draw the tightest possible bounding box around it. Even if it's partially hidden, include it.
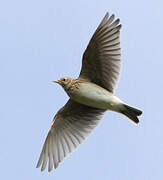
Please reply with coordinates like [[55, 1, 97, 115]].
[[53, 77, 73, 90]]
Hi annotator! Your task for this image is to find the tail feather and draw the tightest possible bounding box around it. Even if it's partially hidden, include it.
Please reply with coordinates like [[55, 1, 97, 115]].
[[120, 104, 142, 125]]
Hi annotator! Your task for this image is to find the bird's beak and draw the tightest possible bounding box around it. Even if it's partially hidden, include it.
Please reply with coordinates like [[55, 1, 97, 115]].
[[53, 80, 59, 84]]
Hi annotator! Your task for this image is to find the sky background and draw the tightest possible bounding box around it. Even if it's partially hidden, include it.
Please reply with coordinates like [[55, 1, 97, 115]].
[[0, 0, 163, 179]]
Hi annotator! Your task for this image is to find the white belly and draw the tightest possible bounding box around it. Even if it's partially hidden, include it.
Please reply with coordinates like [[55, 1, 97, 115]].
[[69, 82, 122, 110]]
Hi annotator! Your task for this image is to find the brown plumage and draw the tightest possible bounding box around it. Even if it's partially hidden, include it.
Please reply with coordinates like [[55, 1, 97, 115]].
[[36, 12, 142, 172]]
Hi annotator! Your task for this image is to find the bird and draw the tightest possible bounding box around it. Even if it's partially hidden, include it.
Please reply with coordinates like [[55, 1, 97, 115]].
[[36, 12, 142, 172]]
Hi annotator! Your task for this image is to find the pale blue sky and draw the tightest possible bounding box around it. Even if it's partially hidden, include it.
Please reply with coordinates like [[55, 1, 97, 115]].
[[1, 0, 163, 179]]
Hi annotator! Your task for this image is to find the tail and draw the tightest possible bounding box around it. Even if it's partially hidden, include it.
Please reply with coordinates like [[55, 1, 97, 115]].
[[120, 104, 142, 125]]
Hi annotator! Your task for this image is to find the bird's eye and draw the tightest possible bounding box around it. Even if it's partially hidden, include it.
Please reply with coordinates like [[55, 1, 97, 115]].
[[63, 78, 66, 81]]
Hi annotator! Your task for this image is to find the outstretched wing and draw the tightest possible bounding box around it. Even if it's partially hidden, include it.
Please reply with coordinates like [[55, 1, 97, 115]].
[[79, 12, 122, 93], [36, 100, 105, 171]]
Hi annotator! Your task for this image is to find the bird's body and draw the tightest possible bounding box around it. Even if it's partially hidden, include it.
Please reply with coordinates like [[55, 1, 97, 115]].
[[63, 78, 123, 111], [36, 12, 143, 172]]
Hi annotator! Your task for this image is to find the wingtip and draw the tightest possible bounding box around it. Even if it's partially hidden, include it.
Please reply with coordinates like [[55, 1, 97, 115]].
[[117, 24, 122, 30], [41, 166, 45, 172], [36, 161, 41, 169], [54, 163, 59, 169], [48, 167, 53, 172], [105, 12, 109, 18], [110, 14, 115, 20], [116, 18, 120, 24]]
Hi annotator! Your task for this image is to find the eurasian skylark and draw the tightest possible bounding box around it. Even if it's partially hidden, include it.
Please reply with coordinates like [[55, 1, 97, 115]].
[[36, 12, 142, 172]]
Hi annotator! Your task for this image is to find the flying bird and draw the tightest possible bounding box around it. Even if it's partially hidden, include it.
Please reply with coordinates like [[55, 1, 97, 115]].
[[36, 12, 142, 172]]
